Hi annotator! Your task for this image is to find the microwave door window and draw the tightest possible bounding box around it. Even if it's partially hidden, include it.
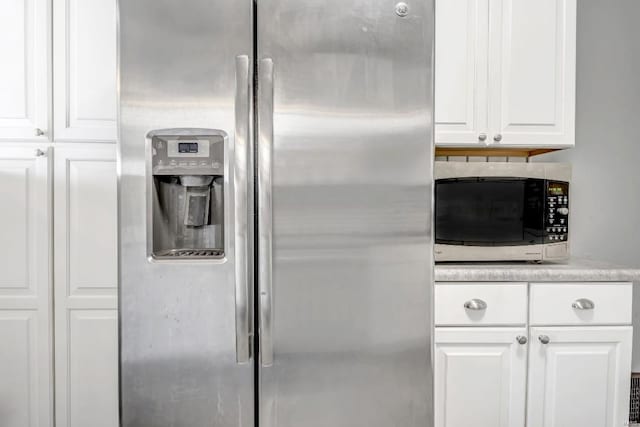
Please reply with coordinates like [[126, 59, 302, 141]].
[[435, 178, 544, 246]]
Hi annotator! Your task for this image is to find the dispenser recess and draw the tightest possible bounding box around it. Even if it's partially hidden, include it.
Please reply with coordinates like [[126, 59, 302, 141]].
[[148, 129, 226, 259]]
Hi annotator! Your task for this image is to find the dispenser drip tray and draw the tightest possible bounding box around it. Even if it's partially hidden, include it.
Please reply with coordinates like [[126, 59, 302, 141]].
[[154, 248, 224, 259]]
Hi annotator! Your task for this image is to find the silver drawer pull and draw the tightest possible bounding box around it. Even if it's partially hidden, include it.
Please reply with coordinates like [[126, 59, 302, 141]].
[[572, 298, 595, 310], [463, 299, 487, 311], [538, 335, 550, 345], [516, 336, 527, 345]]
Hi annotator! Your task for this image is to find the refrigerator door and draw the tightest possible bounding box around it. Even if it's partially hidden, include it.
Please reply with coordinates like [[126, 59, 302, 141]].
[[257, 1, 434, 426], [118, 1, 254, 426]]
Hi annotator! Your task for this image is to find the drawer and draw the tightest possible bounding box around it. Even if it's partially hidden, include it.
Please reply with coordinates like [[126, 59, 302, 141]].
[[529, 282, 632, 326], [435, 283, 528, 326]]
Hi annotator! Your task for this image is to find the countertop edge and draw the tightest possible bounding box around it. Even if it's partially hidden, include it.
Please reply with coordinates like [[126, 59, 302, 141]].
[[434, 260, 640, 283]]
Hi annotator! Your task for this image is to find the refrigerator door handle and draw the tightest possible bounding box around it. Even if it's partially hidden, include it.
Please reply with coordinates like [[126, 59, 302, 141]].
[[258, 58, 274, 367], [234, 55, 252, 364]]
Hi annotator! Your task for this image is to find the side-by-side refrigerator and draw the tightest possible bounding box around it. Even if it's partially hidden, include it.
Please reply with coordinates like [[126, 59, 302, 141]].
[[118, 0, 434, 426]]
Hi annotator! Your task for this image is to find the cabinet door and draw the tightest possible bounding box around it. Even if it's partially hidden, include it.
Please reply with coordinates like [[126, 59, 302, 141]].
[[0, 146, 52, 426], [0, 0, 49, 141], [53, 144, 118, 427], [435, 328, 527, 427], [488, 0, 576, 147], [435, 0, 489, 146], [527, 326, 632, 427], [53, 0, 117, 141]]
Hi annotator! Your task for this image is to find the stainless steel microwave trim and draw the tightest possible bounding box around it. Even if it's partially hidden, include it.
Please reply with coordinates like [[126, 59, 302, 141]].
[[257, 57, 274, 368], [234, 55, 251, 364], [434, 161, 572, 182], [435, 242, 570, 262], [434, 161, 571, 263]]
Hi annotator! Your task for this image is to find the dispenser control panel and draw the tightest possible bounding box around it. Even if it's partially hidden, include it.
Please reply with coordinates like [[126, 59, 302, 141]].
[[147, 129, 227, 260], [151, 134, 224, 176]]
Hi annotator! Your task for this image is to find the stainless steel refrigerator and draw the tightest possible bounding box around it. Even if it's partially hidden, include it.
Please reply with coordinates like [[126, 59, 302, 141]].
[[118, 0, 434, 425]]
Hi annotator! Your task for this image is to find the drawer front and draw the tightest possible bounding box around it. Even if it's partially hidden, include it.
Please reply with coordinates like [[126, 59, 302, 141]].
[[529, 283, 632, 326], [435, 283, 528, 326]]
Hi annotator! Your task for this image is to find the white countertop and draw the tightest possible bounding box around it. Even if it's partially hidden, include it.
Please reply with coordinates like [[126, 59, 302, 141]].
[[435, 258, 640, 283]]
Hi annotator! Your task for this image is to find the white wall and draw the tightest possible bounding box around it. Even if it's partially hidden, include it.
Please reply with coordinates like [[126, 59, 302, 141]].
[[538, 0, 640, 369]]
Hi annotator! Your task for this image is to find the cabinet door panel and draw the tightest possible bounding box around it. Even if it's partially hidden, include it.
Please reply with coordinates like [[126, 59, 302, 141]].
[[435, 328, 527, 427], [54, 144, 118, 427], [67, 310, 118, 427], [53, 0, 117, 141], [527, 326, 632, 427], [0, 0, 49, 140], [489, 0, 576, 146], [0, 312, 38, 427], [435, 0, 489, 146], [0, 147, 52, 426]]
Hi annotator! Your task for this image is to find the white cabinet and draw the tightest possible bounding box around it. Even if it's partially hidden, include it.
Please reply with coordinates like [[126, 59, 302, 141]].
[[0, 0, 50, 141], [0, 146, 52, 426], [435, 0, 577, 148], [53, 0, 117, 141], [53, 144, 118, 427], [527, 326, 632, 427], [434, 0, 488, 145], [435, 281, 633, 427], [435, 282, 527, 326], [529, 282, 632, 326], [435, 328, 527, 427], [488, 0, 577, 147]]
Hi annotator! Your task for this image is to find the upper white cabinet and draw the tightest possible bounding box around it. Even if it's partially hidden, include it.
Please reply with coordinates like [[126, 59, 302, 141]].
[[434, 0, 488, 145], [489, 0, 577, 147], [53, 0, 117, 142], [0, 146, 52, 426], [527, 326, 632, 427], [0, 0, 50, 141], [435, 0, 577, 148]]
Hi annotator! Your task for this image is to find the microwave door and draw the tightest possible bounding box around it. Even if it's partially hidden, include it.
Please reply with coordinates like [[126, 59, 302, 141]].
[[435, 177, 545, 248]]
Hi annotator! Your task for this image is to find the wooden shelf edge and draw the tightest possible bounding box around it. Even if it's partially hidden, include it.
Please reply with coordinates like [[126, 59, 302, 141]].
[[435, 147, 561, 158]]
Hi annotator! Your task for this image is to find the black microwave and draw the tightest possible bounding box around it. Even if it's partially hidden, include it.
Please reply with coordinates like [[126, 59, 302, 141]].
[[434, 162, 571, 262]]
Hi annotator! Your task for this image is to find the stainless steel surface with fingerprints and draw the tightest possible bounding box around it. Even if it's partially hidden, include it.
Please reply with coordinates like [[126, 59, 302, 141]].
[[119, 0, 434, 426], [118, 0, 254, 425], [257, 1, 434, 425]]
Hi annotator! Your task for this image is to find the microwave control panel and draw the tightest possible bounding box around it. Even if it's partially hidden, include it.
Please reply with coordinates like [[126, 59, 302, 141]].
[[545, 181, 569, 244]]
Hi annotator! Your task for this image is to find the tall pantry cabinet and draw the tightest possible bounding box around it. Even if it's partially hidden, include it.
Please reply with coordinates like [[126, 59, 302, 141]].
[[0, 0, 118, 425]]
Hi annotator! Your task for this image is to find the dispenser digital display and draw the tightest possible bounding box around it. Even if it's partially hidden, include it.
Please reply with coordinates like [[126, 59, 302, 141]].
[[178, 142, 199, 154], [148, 130, 226, 260]]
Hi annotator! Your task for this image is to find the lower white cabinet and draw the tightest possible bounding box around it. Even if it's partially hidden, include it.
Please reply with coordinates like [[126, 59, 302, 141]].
[[53, 144, 118, 427], [434, 328, 527, 427], [435, 282, 633, 427], [527, 326, 632, 427], [0, 146, 52, 427]]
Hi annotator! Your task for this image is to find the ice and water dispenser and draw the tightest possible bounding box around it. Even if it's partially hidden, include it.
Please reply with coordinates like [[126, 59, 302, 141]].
[[148, 129, 226, 259]]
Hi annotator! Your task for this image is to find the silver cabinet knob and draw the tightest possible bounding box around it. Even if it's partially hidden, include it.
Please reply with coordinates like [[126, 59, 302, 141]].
[[493, 134, 503, 142], [463, 298, 487, 311], [516, 336, 527, 345], [478, 133, 488, 142], [35, 149, 46, 157], [34, 128, 45, 137], [538, 335, 550, 345], [557, 207, 569, 215], [572, 298, 595, 310]]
